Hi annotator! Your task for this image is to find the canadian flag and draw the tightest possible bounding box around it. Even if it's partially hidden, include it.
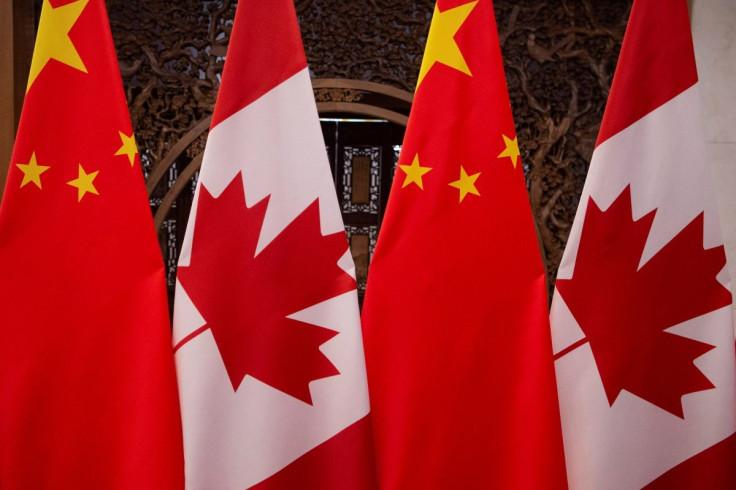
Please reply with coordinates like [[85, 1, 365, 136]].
[[172, 1, 376, 488], [550, 0, 736, 488]]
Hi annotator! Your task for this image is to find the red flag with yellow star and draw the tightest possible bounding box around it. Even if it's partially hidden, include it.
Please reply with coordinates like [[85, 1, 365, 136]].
[[0, 0, 184, 487], [361, 0, 567, 487]]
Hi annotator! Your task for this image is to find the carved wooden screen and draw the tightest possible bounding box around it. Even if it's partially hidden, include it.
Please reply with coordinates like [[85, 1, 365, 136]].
[[106, 0, 630, 303], [323, 117, 405, 301]]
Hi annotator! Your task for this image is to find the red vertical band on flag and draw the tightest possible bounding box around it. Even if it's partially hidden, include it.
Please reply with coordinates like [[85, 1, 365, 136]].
[[250, 416, 378, 490], [644, 432, 736, 488], [596, 0, 697, 146], [210, 0, 308, 128]]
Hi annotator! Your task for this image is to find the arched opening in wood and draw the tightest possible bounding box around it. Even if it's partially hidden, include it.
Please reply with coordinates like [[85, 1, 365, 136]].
[[146, 78, 412, 231]]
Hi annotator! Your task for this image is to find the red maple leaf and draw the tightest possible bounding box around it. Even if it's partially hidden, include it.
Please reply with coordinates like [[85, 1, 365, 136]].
[[177, 174, 356, 404], [556, 186, 732, 417]]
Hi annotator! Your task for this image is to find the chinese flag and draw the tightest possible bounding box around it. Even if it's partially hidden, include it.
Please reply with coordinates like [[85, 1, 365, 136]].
[[172, 0, 376, 488], [361, 0, 567, 488], [550, 0, 736, 487], [0, 0, 184, 488]]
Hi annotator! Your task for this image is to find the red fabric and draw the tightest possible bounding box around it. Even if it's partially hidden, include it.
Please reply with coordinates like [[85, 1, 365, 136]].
[[645, 432, 736, 488], [596, 0, 697, 146], [0, 0, 184, 488], [361, 0, 567, 488], [251, 416, 378, 490], [210, 0, 307, 129]]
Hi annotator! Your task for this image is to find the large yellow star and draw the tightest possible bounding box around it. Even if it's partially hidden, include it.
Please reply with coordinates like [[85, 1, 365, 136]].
[[398, 154, 432, 190], [115, 131, 139, 166], [67, 164, 99, 202], [27, 0, 89, 91], [16, 152, 51, 189], [497, 134, 521, 168], [417, 1, 478, 87], [448, 165, 481, 203]]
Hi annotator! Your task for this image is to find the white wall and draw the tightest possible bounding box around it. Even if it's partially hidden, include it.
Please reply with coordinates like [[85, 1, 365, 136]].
[[691, 0, 736, 314]]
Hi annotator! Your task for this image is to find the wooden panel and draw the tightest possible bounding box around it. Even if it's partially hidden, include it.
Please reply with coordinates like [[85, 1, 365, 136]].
[[350, 234, 370, 291], [13, 0, 35, 127], [1, 0, 35, 199], [0, 0, 14, 193], [351, 155, 371, 205]]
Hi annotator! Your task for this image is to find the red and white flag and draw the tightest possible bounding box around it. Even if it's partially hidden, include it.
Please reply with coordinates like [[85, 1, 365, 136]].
[[550, 0, 736, 487], [172, 1, 376, 488]]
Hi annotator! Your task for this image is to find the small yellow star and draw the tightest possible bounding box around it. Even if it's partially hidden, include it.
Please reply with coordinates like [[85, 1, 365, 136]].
[[449, 166, 481, 203], [398, 154, 433, 190], [67, 164, 99, 202], [27, 0, 89, 91], [417, 1, 478, 87], [497, 134, 521, 168], [115, 131, 139, 166], [16, 152, 51, 189]]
